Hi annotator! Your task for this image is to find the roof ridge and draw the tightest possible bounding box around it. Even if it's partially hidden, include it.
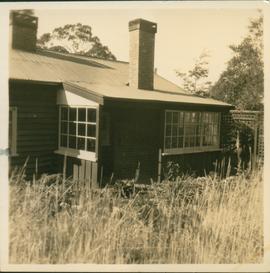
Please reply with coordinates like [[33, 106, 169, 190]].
[[36, 49, 115, 69], [37, 48, 129, 64]]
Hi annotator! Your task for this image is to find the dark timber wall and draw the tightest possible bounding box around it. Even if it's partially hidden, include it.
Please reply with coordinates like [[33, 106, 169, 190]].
[[161, 151, 222, 177], [102, 100, 231, 183], [9, 81, 59, 176], [103, 104, 160, 182], [9, 82, 231, 184]]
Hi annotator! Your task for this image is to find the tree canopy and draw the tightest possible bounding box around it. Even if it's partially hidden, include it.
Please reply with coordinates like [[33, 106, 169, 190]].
[[37, 23, 117, 61], [210, 13, 263, 110], [175, 51, 212, 97]]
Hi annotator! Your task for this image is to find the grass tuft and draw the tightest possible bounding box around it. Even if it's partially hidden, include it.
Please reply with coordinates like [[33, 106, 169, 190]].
[[9, 167, 263, 264]]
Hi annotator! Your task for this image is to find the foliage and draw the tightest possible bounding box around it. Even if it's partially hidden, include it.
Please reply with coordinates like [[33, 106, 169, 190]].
[[9, 166, 263, 264], [45, 45, 70, 54], [211, 13, 263, 110], [221, 121, 254, 173], [223, 121, 254, 151], [37, 23, 117, 61], [163, 161, 182, 181], [175, 51, 212, 97]]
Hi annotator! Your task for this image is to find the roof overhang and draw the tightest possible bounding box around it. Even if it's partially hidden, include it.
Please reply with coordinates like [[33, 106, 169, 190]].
[[63, 82, 104, 105], [63, 81, 233, 109], [10, 78, 61, 86], [103, 96, 235, 110], [9, 78, 234, 110]]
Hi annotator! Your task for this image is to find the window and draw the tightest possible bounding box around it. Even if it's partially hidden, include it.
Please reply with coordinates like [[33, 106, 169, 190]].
[[59, 106, 97, 154], [164, 110, 220, 154], [9, 107, 17, 156]]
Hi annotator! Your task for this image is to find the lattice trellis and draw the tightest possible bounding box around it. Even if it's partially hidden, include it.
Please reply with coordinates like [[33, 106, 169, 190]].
[[257, 111, 264, 159], [221, 110, 264, 166]]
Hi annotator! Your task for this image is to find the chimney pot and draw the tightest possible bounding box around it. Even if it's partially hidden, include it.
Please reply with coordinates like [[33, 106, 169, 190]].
[[129, 18, 157, 34]]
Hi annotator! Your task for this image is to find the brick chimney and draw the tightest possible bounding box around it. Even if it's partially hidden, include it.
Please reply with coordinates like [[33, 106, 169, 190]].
[[129, 18, 157, 90], [10, 12, 38, 51]]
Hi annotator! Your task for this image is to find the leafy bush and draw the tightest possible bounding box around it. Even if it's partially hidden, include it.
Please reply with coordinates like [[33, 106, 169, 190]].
[[163, 161, 182, 181]]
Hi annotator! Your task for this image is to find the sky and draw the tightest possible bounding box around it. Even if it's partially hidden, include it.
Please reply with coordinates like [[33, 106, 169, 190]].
[[33, 6, 261, 87]]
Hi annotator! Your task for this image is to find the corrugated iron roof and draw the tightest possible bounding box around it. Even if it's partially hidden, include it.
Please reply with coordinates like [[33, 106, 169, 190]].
[[10, 49, 232, 107]]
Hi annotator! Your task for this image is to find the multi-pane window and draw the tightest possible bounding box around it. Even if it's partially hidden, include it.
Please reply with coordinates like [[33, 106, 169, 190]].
[[165, 110, 220, 153], [201, 112, 220, 147], [9, 107, 17, 156], [59, 106, 97, 153]]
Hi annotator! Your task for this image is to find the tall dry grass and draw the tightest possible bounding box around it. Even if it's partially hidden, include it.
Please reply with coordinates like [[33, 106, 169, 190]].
[[9, 166, 263, 264]]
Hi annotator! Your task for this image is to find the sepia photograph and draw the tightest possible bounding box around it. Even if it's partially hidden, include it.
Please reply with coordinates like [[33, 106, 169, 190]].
[[0, 1, 269, 271]]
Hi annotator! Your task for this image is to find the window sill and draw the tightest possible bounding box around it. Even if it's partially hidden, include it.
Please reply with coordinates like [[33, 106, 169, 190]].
[[162, 147, 223, 156], [54, 148, 97, 162]]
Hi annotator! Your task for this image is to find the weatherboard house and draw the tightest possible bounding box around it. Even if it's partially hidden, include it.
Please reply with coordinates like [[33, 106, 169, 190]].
[[9, 12, 232, 186]]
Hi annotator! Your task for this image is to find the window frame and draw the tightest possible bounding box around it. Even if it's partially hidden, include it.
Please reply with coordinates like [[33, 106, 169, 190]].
[[9, 107, 18, 157], [163, 110, 221, 155], [55, 105, 98, 161]]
